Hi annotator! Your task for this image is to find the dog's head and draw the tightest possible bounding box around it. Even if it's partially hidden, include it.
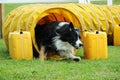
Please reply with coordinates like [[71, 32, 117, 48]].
[[55, 22, 83, 49]]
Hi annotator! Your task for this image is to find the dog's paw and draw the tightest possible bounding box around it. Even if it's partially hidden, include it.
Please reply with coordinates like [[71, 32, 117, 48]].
[[73, 57, 81, 62]]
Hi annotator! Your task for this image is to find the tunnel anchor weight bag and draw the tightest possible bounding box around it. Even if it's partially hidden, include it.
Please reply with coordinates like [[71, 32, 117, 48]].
[[83, 31, 108, 60], [9, 30, 33, 60], [114, 24, 120, 46]]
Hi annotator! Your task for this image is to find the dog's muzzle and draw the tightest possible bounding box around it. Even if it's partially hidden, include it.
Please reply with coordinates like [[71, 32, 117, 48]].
[[74, 43, 83, 49], [74, 39, 83, 49], [79, 43, 83, 47]]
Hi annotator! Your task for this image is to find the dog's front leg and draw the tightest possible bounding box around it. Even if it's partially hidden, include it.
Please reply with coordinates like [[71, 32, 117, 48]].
[[59, 50, 81, 62], [39, 46, 47, 61]]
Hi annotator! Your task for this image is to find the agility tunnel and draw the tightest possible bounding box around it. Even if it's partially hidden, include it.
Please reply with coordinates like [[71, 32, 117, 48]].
[[2, 4, 120, 60]]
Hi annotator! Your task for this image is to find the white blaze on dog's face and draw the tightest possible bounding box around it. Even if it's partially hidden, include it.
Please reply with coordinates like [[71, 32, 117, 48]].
[[75, 35, 83, 48], [74, 28, 83, 48], [55, 22, 83, 49]]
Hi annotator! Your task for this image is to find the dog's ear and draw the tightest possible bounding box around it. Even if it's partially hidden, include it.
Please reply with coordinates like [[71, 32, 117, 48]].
[[75, 29, 80, 35], [69, 22, 74, 31]]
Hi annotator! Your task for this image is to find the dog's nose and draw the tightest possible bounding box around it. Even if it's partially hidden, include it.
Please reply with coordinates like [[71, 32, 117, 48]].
[[79, 43, 83, 47]]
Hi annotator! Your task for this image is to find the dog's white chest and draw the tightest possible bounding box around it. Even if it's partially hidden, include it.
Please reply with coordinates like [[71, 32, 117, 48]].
[[54, 39, 73, 50]]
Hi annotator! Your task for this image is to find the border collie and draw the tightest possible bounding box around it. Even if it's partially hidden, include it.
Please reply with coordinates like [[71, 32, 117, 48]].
[[35, 21, 83, 61]]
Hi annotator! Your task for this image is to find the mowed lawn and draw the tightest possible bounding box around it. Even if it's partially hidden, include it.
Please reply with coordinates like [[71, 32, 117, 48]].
[[0, 2, 120, 80], [0, 39, 120, 80]]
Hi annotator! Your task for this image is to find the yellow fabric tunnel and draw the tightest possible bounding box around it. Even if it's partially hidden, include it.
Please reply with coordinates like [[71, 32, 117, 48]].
[[2, 4, 120, 56]]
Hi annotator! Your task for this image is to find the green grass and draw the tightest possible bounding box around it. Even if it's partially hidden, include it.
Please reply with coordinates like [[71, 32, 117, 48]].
[[91, 0, 120, 5], [91, 0, 107, 5], [4, 3, 29, 16], [0, 39, 120, 80]]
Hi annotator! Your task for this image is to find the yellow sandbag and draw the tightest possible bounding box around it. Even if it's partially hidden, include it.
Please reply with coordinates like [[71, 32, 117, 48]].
[[9, 31, 33, 60], [114, 25, 120, 46], [83, 31, 108, 60]]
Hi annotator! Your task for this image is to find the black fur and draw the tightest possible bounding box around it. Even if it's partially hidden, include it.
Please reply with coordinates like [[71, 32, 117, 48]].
[[35, 22, 59, 53]]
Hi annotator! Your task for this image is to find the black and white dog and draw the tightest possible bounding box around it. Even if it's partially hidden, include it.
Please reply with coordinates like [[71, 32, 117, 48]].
[[35, 21, 83, 61]]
